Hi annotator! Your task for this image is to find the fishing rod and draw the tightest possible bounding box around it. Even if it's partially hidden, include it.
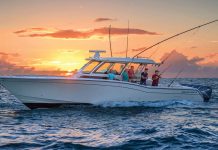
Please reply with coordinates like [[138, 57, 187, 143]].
[[168, 67, 185, 87], [132, 19, 218, 59]]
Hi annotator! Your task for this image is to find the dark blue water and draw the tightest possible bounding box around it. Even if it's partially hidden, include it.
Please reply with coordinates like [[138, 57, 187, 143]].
[[0, 78, 217, 150]]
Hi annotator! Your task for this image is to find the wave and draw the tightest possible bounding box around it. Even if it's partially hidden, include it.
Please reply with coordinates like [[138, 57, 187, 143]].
[[93, 99, 218, 109]]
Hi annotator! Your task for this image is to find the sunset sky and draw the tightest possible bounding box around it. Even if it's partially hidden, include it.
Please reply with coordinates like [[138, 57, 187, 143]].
[[0, 0, 218, 77]]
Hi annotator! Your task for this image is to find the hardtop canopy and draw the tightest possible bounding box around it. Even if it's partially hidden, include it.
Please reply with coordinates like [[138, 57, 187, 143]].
[[87, 57, 160, 65]]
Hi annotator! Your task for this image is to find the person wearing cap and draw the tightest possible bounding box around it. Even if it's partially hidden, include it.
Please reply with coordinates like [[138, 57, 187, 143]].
[[140, 68, 148, 85], [152, 70, 161, 86]]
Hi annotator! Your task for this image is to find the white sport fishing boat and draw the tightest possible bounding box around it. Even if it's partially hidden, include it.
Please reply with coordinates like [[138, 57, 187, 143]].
[[0, 20, 216, 109], [0, 50, 212, 109]]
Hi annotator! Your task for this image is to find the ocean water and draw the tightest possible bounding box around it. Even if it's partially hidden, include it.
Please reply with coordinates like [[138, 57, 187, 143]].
[[0, 78, 217, 150]]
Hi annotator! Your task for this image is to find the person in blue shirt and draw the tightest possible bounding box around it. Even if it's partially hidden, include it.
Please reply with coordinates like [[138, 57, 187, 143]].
[[140, 68, 148, 85], [122, 69, 129, 81], [108, 69, 116, 80]]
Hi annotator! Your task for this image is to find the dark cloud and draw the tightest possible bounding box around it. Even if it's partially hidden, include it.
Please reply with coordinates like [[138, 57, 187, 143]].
[[14, 27, 47, 34], [94, 18, 116, 22], [28, 30, 91, 39], [14, 29, 27, 34], [189, 56, 204, 63], [190, 46, 197, 49], [14, 27, 160, 39]]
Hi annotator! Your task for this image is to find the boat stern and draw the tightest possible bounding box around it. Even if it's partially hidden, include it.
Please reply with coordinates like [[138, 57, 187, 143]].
[[181, 84, 212, 101]]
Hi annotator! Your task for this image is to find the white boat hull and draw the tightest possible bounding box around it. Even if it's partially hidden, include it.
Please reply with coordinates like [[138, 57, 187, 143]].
[[0, 76, 204, 108]]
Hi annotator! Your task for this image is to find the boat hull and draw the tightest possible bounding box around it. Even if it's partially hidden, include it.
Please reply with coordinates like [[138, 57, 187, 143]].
[[0, 76, 204, 108]]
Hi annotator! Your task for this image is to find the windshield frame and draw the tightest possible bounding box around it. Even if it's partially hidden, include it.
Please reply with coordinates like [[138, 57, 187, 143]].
[[81, 60, 101, 74]]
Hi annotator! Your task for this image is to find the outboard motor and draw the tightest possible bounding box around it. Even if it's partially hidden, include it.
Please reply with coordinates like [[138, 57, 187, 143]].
[[181, 84, 212, 102]]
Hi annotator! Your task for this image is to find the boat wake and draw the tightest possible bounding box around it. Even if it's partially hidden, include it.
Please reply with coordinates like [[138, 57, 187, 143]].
[[93, 99, 212, 109]]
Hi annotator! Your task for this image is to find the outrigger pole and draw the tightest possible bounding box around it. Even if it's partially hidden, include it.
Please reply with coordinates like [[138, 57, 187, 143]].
[[109, 25, 113, 57], [126, 20, 130, 58], [132, 19, 218, 59]]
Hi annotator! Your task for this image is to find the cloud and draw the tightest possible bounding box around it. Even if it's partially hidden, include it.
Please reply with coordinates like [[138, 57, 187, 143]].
[[0, 59, 68, 76], [94, 18, 116, 22], [206, 53, 218, 58], [0, 52, 68, 76], [189, 56, 204, 63], [14, 27, 160, 39], [30, 27, 46, 31], [0, 52, 19, 57], [14, 27, 48, 34], [131, 47, 147, 52], [158, 50, 218, 78], [14, 29, 27, 34], [0, 52, 20, 62], [201, 53, 218, 67], [190, 46, 197, 49]]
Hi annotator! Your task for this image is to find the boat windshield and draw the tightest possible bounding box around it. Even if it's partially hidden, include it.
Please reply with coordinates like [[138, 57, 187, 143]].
[[82, 61, 100, 74], [94, 62, 112, 74], [110, 63, 126, 75], [94, 62, 126, 75]]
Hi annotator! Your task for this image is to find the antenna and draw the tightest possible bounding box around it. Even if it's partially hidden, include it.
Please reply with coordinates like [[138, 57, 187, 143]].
[[89, 50, 106, 59], [109, 25, 112, 57], [126, 20, 129, 58]]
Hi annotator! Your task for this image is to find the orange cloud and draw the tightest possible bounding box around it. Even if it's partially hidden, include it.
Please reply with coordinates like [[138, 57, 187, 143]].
[[131, 47, 147, 52], [0, 52, 19, 57], [0, 52, 70, 76], [0, 56, 67, 76], [206, 53, 218, 58], [94, 17, 116, 22], [14, 27, 160, 39]]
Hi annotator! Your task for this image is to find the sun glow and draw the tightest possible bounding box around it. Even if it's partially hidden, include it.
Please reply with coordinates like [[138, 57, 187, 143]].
[[30, 49, 87, 72]]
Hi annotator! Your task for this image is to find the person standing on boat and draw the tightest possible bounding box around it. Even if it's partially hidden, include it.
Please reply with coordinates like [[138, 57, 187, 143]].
[[128, 66, 135, 82], [140, 68, 148, 85], [152, 70, 161, 86], [122, 69, 129, 81]]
